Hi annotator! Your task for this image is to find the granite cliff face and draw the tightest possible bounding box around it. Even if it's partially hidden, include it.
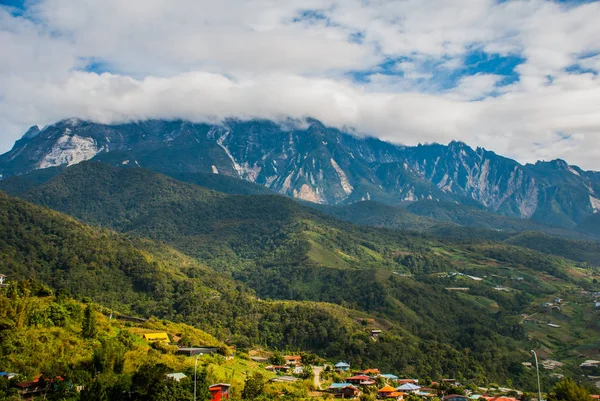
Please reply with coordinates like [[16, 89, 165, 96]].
[[1, 117, 598, 227]]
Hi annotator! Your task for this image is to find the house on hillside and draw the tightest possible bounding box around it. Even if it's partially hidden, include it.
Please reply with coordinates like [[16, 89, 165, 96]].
[[266, 365, 290, 374], [379, 385, 403, 398], [580, 360, 600, 368], [380, 374, 399, 381], [0, 274, 7, 287], [328, 383, 360, 398], [335, 362, 350, 371], [360, 368, 380, 375], [143, 332, 170, 343], [16, 380, 47, 397], [397, 383, 421, 393], [371, 329, 383, 338], [209, 383, 230, 401], [397, 379, 419, 385], [284, 355, 302, 366], [166, 373, 187, 382], [347, 375, 376, 386]]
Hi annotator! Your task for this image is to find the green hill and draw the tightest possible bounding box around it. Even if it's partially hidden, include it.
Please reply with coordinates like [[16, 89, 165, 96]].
[[0, 191, 534, 384], [2, 162, 600, 388], [406, 200, 597, 240], [0, 281, 315, 401], [310, 200, 442, 231]]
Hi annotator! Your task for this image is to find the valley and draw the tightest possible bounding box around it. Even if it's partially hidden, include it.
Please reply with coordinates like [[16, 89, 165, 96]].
[[0, 119, 599, 399]]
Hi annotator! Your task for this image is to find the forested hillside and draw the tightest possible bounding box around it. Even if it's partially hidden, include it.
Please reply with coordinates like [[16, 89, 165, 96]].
[[0, 191, 549, 386], [2, 162, 600, 388]]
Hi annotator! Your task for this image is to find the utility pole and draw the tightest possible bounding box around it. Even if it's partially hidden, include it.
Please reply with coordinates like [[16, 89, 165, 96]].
[[531, 350, 543, 401]]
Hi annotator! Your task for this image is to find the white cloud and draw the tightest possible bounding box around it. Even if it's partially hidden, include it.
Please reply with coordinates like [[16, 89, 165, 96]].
[[449, 73, 503, 100], [1, 0, 600, 170]]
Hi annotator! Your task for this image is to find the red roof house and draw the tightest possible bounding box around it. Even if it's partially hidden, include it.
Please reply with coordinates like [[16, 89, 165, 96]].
[[347, 375, 375, 385], [209, 383, 231, 401]]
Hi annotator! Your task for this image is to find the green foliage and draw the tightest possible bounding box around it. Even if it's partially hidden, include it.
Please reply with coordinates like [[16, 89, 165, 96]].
[[548, 378, 590, 401], [82, 304, 98, 339], [242, 372, 266, 400], [2, 163, 600, 389], [269, 350, 285, 366], [296, 365, 313, 381]]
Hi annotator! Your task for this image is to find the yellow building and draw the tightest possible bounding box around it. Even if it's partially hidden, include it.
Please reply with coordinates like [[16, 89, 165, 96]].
[[143, 332, 170, 343]]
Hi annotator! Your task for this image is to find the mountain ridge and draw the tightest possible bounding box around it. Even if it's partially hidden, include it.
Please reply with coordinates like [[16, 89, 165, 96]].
[[1, 117, 599, 228]]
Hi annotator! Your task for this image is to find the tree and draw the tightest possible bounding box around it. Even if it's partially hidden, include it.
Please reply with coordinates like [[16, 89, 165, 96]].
[[242, 372, 266, 400], [79, 379, 109, 401], [269, 350, 285, 366], [82, 304, 97, 339], [548, 378, 590, 401]]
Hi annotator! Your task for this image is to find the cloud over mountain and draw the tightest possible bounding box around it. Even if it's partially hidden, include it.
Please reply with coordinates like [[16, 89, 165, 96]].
[[1, 0, 600, 168]]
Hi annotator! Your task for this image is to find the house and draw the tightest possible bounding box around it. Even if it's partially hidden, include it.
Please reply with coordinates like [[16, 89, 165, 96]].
[[0, 372, 17, 380], [335, 362, 350, 371], [580, 360, 600, 368], [360, 369, 381, 375], [443, 395, 468, 401], [329, 383, 352, 392], [250, 356, 269, 363], [397, 379, 419, 385], [547, 323, 561, 328], [347, 375, 376, 386], [397, 383, 421, 393], [166, 373, 187, 382], [15, 378, 48, 397], [380, 374, 399, 381], [265, 365, 290, 374], [554, 298, 562, 304], [143, 332, 170, 343], [339, 385, 360, 398], [0, 274, 7, 286], [284, 355, 302, 366], [379, 385, 400, 398], [176, 347, 220, 356], [209, 383, 231, 401], [595, 301, 600, 309], [292, 366, 304, 375], [329, 383, 358, 397], [542, 360, 564, 370], [371, 329, 383, 338]]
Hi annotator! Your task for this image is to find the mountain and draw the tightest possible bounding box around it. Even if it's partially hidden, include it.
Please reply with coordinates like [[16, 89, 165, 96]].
[[2, 118, 600, 228]]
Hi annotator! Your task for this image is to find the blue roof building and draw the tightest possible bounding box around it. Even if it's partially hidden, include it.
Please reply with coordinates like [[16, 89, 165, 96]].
[[334, 362, 350, 370]]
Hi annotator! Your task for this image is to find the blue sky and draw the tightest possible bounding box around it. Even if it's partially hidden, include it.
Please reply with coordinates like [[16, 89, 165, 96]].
[[1, 0, 600, 169]]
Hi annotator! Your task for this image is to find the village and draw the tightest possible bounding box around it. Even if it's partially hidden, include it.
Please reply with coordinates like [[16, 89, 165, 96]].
[[1, 313, 600, 400]]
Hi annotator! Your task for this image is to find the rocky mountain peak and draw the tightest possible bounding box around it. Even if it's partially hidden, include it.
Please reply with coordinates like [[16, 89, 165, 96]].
[[0, 117, 598, 228]]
